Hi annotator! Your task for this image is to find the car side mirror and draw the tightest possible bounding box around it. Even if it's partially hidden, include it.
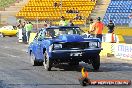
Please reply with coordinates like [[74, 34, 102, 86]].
[[37, 34, 43, 41], [34, 36, 37, 40], [38, 37, 43, 41]]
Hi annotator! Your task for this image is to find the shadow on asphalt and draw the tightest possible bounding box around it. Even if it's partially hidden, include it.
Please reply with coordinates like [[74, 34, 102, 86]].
[[50, 62, 132, 72], [99, 62, 132, 72], [50, 63, 97, 72]]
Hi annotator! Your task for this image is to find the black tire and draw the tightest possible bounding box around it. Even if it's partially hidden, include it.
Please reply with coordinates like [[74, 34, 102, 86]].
[[30, 52, 38, 66], [43, 51, 52, 71], [91, 54, 100, 70]]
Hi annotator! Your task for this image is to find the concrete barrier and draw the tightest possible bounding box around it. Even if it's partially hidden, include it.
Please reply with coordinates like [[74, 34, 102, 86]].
[[100, 42, 132, 60], [100, 42, 115, 57], [29, 33, 37, 44], [114, 43, 132, 60]]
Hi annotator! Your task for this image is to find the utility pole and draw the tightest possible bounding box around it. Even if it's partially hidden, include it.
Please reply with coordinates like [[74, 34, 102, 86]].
[[36, 13, 38, 30], [60, 0, 62, 17]]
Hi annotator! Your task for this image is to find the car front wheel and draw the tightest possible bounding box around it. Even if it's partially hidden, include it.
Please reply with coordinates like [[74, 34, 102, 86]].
[[43, 51, 52, 71], [91, 55, 100, 70], [30, 52, 38, 66]]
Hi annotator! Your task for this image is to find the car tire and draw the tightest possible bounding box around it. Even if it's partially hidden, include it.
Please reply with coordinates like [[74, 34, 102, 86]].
[[30, 52, 38, 66], [91, 54, 100, 70], [0, 33, 5, 38], [43, 51, 52, 71]]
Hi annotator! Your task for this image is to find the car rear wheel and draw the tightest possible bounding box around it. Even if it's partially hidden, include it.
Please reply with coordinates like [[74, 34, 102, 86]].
[[91, 55, 100, 70], [43, 51, 52, 71], [30, 52, 38, 66]]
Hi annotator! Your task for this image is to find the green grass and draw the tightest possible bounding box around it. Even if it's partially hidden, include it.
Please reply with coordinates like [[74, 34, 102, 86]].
[[0, 0, 16, 8]]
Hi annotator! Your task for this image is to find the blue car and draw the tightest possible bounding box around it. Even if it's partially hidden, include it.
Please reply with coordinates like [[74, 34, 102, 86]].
[[28, 26, 102, 71]]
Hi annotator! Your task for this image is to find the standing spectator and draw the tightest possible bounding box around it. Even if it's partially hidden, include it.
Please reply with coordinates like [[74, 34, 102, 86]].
[[17, 20, 23, 29], [59, 16, 68, 26], [47, 22, 52, 27], [74, 14, 82, 20], [88, 18, 95, 35], [24, 22, 33, 43], [68, 20, 74, 26], [54, 2, 58, 7], [128, 14, 132, 27], [17, 20, 23, 43], [75, 8, 79, 13], [129, 14, 132, 18], [89, 17, 104, 41], [69, 9, 73, 13], [66, 9, 69, 13], [72, 8, 76, 13], [107, 20, 115, 33], [22, 22, 27, 43]]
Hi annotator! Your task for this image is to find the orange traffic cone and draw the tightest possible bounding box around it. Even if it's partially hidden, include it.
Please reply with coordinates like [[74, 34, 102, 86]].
[[81, 67, 88, 78], [79, 68, 91, 86], [111, 33, 115, 43]]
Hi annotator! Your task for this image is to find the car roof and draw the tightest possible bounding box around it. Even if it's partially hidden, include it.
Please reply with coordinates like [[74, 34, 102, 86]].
[[46, 26, 80, 29], [0, 25, 13, 30]]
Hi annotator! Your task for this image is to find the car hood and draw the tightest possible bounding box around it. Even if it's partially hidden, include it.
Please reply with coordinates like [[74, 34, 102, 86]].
[[53, 34, 84, 42], [36, 34, 100, 49]]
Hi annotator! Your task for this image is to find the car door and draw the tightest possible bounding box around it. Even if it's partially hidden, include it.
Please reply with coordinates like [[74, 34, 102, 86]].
[[8, 26, 17, 35], [10, 27, 18, 35], [1, 26, 9, 35], [32, 30, 45, 60]]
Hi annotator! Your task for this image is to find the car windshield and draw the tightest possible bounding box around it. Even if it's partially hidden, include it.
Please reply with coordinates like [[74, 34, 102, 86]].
[[0, 26, 13, 30], [44, 27, 84, 38]]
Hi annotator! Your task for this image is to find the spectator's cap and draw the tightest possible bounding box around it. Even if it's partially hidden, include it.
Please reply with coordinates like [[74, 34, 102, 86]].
[[97, 17, 101, 21]]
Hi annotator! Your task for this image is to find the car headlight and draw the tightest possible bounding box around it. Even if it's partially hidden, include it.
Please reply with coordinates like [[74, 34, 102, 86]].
[[89, 42, 98, 48], [54, 44, 62, 49]]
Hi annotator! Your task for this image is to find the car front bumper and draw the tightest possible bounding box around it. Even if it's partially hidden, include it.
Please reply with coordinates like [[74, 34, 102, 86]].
[[50, 48, 103, 59]]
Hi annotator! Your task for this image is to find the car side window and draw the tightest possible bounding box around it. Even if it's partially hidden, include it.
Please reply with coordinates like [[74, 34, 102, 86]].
[[34, 29, 46, 40], [40, 31, 45, 39]]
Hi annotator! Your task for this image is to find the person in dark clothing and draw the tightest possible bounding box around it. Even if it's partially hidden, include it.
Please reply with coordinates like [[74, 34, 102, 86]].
[[107, 20, 115, 33], [68, 20, 74, 26], [69, 9, 73, 13], [73, 14, 82, 20], [54, 2, 58, 7]]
